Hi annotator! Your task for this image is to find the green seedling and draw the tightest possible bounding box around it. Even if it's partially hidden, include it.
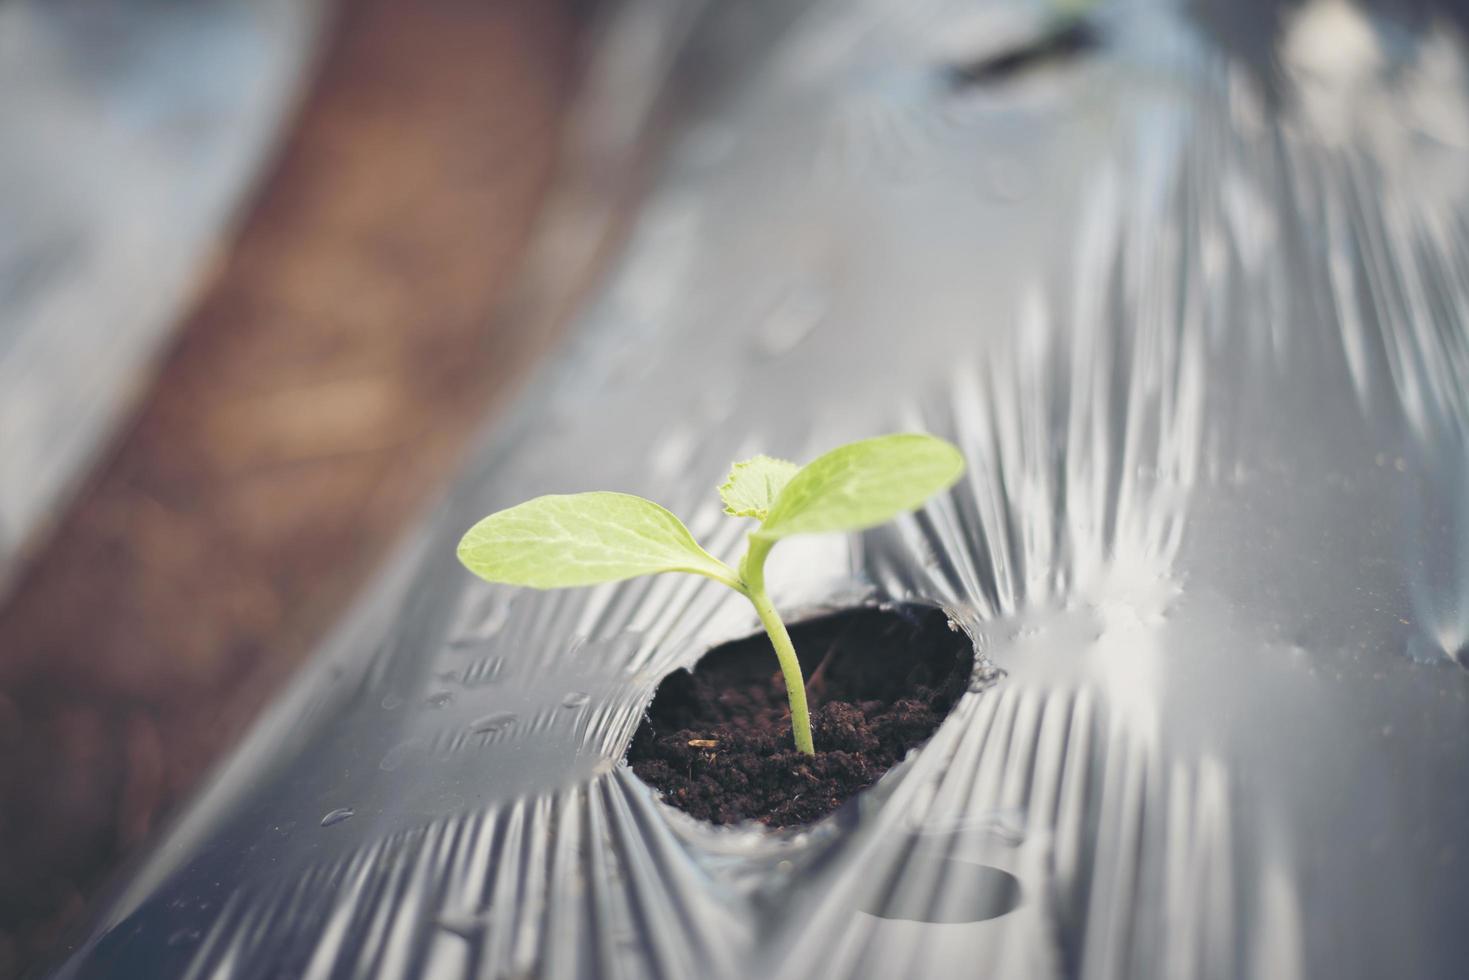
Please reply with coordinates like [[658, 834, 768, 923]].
[[456, 433, 965, 755]]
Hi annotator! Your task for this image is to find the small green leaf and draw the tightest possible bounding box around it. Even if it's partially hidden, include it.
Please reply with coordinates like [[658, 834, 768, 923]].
[[719, 455, 799, 519], [457, 492, 735, 589], [757, 433, 964, 540]]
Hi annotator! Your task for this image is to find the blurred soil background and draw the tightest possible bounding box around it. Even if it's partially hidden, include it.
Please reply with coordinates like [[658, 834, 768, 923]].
[[0, 0, 588, 973]]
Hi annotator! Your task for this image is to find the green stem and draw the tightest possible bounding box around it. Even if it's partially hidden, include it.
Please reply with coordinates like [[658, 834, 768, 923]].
[[739, 536, 814, 755]]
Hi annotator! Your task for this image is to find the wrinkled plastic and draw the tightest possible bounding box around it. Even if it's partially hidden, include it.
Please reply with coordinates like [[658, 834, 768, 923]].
[[49, 0, 1469, 977]]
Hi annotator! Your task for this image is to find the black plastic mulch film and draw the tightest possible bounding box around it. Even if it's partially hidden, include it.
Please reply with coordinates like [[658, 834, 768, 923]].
[[52, 0, 1469, 977]]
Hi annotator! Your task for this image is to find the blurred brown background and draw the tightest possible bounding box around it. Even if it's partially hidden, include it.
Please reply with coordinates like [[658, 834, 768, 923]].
[[0, 1, 589, 974]]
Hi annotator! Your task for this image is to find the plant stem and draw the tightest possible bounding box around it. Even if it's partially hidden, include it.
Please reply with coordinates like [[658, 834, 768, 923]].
[[746, 586, 814, 755], [739, 537, 814, 755]]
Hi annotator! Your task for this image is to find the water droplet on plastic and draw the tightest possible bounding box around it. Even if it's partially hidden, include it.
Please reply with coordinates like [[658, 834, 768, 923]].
[[320, 807, 355, 827], [863, 857, 1021, 922], [426, 691, 454, 709], [167, 928, 201, 948], [448, 591, 513, 648], [435, 792, 466, 814], [470, 712, 516, 735], [381, 694, 404, 711], [561, 691, 590, 709], [379, 739, 418, 772], [437, 909, 492, 939]]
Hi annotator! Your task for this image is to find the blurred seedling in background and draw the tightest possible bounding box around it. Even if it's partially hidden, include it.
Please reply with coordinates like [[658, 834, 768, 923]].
[[457, 434, 965, 755]]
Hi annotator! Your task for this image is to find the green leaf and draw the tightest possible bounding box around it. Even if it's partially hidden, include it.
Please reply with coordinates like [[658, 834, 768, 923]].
[[757, 434, 964, 540], [457, 492, 735, 589], [719, 455, 799, 519]]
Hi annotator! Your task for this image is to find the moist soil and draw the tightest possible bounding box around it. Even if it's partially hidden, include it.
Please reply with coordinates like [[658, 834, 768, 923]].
[[627, 605, 973, 828]]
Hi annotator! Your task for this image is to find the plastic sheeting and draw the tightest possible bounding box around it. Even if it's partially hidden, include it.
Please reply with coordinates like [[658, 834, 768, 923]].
[[49, 0, 1469, 977]]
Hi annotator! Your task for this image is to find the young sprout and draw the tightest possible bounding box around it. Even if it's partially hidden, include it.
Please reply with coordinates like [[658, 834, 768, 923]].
[[456, 433, 965, 755]]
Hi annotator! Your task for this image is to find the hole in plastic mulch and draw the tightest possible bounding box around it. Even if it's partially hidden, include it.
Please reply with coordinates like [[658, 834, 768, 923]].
[[627, 604, 976, 828]]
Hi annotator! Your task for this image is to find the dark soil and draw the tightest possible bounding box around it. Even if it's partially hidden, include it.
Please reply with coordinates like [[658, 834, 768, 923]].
[[627, 605, 973, 828]]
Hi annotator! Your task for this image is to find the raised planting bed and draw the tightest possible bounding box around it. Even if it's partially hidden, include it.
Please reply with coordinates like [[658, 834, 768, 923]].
[[43, 0, 1469, 978]]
